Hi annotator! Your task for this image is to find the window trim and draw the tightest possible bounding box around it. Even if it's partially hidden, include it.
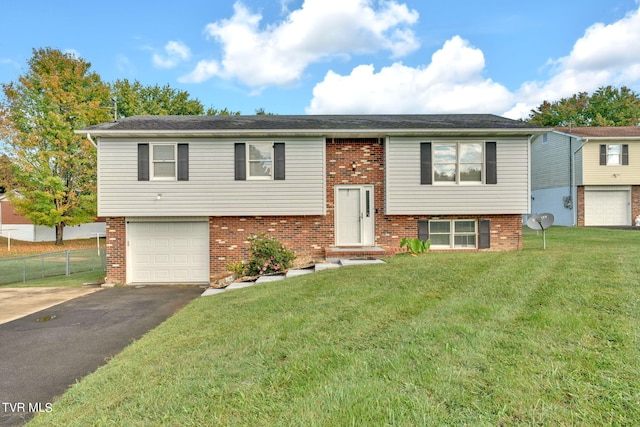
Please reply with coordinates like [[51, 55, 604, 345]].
[[600, 144, 629, 166], [429, 219, 478, 249], [431, 141, 486, 185], [246, 142, 274, 180], [150, 143, 177, 181]]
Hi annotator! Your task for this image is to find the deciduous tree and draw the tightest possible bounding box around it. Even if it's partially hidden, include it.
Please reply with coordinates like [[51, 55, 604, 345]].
[[0, 48, 111, 244], [527, 86, 640, 126]]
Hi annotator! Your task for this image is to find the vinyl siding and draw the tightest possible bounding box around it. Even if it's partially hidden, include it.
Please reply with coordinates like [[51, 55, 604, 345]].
[[531, 132, 571, 190], [582, 141, 640, 185], [97, 137, 325, 216], [385, 137, 530, 215]]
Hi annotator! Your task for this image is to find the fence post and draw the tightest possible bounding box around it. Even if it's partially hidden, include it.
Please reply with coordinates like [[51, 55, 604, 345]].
[[66, 250, 70, 276]]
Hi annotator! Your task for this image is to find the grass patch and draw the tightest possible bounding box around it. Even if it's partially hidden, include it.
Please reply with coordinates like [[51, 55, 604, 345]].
[[0, 270, 105, 288], [30, 227, 640, 426]]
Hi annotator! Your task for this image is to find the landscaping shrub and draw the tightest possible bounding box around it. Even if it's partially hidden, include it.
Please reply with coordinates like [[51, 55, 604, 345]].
[[245, 234, 295, 276]]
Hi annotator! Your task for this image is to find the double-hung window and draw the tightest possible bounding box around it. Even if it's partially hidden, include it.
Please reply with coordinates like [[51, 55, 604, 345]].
[[151, 144, 176, 180], [429, 220, 477, 249], [433, 142, 483, 183], [247, 143, 273, 179], [137, 143, 189, 181], [600, 144, 629, 166], [234, 142, 285, 181]]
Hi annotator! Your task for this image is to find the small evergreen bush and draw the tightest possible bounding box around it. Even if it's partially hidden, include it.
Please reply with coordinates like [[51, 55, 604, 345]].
[[245, 233, 295, 276]]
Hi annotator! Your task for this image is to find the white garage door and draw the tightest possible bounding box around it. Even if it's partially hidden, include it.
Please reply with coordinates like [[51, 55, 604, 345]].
[[584, 190, 630, 226], [128, 221, 209, 284]]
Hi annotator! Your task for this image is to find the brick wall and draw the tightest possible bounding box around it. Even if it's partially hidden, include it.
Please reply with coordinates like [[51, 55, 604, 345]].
[[105, 217, 126, 284], [633, 186, 640, 225], [576, 186, 585, 226]]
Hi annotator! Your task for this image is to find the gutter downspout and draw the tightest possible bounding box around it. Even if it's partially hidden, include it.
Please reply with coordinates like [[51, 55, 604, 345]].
[[86, 133, 97, 148]]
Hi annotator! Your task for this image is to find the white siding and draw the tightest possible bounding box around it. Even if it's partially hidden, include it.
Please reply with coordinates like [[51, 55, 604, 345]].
[[98, 137, 325, 217], [385, 137, 530, 215]]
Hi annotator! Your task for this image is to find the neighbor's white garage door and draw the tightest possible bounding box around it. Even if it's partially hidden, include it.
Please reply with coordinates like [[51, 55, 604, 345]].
[[584, 190, 630, 226], [127, 221, 209, 283]]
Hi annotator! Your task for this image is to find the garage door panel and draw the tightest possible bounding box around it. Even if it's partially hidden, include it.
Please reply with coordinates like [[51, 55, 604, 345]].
[[128, 221, 209, 284], [585, 190, 629, 226]]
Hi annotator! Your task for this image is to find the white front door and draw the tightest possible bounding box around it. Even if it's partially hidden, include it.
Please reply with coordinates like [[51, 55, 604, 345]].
[[335, 186, 374, 246]]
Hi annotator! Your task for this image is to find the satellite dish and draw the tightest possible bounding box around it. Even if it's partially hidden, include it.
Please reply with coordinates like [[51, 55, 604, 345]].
[[526, 213, 554, 249], [526, 213, 554, 231]]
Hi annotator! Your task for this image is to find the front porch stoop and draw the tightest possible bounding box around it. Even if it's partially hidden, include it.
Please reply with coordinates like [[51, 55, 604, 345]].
[[324, 246, 387, 262]]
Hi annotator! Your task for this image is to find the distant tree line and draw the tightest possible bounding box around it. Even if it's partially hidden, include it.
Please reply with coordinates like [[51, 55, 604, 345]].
[[526, 85, 640, 127]]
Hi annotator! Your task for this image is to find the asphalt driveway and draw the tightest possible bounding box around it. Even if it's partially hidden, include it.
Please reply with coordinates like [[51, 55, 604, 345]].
[[0, 285, 204, 426]]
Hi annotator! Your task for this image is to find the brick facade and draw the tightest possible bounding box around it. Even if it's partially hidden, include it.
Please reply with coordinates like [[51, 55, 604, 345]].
[[577, 186, 585, 226], [105, 217, 126, 284], [105, 138, 524, 283], [633, 186, 640, 224]]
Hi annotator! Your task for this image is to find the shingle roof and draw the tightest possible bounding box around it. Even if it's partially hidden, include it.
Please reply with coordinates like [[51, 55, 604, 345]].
[[80, 114, 542, 133], [554, 126, 640, 138]]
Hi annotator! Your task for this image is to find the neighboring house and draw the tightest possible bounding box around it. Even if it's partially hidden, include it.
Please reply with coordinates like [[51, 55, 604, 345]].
[[530, 126, 640, 226], [0, 192, 106, 242], [77, 114, 545, 285]]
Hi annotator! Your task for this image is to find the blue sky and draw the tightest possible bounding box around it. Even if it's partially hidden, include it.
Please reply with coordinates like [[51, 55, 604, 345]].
[[1, 0, 640, 119]]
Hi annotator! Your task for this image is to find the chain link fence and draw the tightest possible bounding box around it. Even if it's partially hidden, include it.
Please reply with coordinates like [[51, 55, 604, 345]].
[[0, 247, 106, 286]]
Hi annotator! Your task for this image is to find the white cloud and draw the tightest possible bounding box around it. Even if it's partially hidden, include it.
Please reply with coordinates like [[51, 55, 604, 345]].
[[306, 36, 513, 114], [308, 7, 640, 119], [153, 41, 191, 69], [504, 6, 640, 118], [179, 0, 419, 87]]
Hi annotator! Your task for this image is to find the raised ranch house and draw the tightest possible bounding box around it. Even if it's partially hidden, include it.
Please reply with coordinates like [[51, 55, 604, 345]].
[[77, 115, 545, 285], [530, 127, 640, 226]]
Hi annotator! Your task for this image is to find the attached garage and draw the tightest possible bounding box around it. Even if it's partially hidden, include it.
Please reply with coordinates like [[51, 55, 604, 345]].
[[584, 187, 631, 226], [127, 219, 209, 284]]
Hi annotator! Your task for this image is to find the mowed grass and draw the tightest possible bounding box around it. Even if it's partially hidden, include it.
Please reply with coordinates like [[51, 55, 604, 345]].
[[30, 227, 640, 426]]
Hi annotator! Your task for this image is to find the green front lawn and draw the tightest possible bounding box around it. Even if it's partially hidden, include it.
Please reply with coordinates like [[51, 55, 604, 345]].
[[30, 227, 640, 426]]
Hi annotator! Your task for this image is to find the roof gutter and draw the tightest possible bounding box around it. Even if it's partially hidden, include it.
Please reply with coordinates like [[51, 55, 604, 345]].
[[75, 128, 548, 139]]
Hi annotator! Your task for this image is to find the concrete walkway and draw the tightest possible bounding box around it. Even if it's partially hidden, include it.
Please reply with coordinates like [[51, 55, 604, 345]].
[[0, 287, 103, 326], [202, 259, 385, 297]]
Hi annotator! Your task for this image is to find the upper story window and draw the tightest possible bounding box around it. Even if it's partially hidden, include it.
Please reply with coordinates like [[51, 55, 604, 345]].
[[599, 144, 629, 166], [234, 142, 285, 181], [433, 142, 484, 184], [248, 143, 273, 179], [152, 144, 176, 180], [137, 143, 189, 182]]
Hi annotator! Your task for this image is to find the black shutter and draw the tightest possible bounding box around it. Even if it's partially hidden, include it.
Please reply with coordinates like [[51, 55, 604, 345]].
[[177, 144, 189, 181], [622, 144, 629, 165], [274, 142, 285, 180], [418, 220, 429, 241], [478, 219, 491, 249], [485, 142, 497, 185], [420, 142, 432, 185], [138, 143, 149, 181], [234, 143, 246, 181], [599, 144, 606, 165]]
